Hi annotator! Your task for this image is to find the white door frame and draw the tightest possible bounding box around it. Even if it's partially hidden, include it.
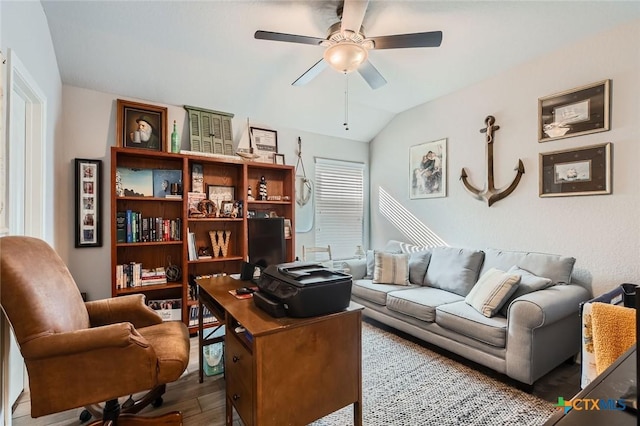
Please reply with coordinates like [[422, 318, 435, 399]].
[[1, 48, 47, 425]]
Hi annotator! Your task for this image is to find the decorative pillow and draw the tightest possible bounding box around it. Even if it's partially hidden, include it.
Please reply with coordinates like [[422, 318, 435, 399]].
[[372, 251, 410, 286], [366, 247, 402, 279], [498, 266, 554, 316], [465, 268, 520, 317], [424, 247, 485, 296], [408, 250, 431, 285]]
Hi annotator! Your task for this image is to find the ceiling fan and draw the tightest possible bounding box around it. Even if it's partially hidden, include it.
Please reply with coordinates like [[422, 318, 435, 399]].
[[254, 0, 442, 89]]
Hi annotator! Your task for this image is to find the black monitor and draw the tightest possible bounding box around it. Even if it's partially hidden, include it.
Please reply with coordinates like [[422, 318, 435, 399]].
[[247, 218, 285, 270]]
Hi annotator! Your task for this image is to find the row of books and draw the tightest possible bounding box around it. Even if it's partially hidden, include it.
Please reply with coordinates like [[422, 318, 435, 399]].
[[188, 304, 217, 327], [116, 210, 182, 243], [115, 264, 167, 289]]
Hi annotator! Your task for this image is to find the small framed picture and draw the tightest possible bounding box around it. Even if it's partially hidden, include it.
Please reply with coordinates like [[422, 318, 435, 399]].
[[220, 200, 236, 217], [249, 127, 278, 163], [538, 80, 610, 142], [116, 99, 167, 152], [75, 158, 102, 247], [539, 142, 611, 197], [409, 138, 447, 199], [207, 184, 235, 207], [274, 153, 285, 165]]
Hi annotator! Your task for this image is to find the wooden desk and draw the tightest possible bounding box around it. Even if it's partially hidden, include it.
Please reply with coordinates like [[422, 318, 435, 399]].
[[197, 275, 363, 426], [544, 345, 637, 425]]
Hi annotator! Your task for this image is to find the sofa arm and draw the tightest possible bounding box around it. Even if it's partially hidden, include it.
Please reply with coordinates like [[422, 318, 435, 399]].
[[85, 294, 162, 328], [509, 284, 590, 328], [337, 258, 367, 280], [506, 284, 590, 384]]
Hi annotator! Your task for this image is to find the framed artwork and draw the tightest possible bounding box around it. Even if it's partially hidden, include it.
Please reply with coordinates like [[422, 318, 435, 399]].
[[274, 153, 286, 165], [207, 184, 235, 208], [75, 158, 102, 247], [409, 138, 447, 199], [116, 99, 167, 152], [115, 167, 153, 197], [538, 80, 610, 142], [249, 127, 278, 163], [539, 142, 611, 197]]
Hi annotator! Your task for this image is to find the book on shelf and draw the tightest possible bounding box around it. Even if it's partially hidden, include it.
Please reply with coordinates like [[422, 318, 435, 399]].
[[187, 230, 197, 261], [117, 211, 181, 243], [147, 298, 182, 321], [188, 304, 217, 327]]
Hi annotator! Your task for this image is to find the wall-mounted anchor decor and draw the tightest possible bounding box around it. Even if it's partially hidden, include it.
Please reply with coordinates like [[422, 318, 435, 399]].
[[460, 115, 525, 207]]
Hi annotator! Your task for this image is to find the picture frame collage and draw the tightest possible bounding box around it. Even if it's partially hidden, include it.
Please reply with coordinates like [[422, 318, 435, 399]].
[[75, 158, 102, 247]]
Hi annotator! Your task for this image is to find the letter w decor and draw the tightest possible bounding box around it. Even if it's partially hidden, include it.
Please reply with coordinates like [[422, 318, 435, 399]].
[[209, 230, 231, 257]]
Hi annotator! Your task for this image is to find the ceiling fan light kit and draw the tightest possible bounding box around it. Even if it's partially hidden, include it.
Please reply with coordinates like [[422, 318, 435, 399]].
[[323, 41, 368, 73]]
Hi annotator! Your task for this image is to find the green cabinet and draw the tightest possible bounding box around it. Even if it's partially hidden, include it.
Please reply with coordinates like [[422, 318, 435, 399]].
[[184, 105, 234, 155]]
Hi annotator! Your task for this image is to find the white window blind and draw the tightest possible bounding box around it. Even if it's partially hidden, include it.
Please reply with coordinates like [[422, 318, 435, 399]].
[[314, 158, 364, 259]]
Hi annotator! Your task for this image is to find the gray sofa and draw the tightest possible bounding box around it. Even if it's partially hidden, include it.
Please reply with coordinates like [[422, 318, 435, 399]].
[[341, 241, 591, 385]]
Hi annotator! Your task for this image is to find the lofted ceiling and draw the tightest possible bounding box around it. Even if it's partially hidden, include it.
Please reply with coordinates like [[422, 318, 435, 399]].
[[41, 0, 640, 143]]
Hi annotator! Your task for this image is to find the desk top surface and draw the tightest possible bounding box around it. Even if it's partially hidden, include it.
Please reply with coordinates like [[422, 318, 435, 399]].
[[196, 275, 362, 337]]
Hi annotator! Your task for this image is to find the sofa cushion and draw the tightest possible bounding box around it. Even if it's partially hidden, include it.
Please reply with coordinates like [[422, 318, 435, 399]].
[[365, 246, 402, 278], [408, 249, 431, 285], [424, 247, 485, 296], [465, 268, 521, 317], [386, 287, 464, 322], [373, 252, 410, 285], [436, 301, 508, 347], [480, 248, 575, 285], [498, 266, 554, 316], [352, 279, 420, 305]]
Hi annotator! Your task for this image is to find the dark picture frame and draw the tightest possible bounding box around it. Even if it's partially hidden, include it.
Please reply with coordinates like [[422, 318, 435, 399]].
[[409, 138, 447, 199], [117, 99, 168, 152], [75, 158, 102, 247], [539, 142, 611, 197], [538, 80, 610, 142], [249, 126, 278, 163]]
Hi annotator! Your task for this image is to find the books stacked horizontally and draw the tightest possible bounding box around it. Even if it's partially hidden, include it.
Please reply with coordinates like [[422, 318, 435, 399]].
[[116, 264, 167, 289]]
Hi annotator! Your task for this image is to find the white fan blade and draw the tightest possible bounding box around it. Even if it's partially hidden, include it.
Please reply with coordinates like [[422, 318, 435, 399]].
[[358, 60, 386, 89], [341, 0, 369, 33], [292, 59, 328, 86]]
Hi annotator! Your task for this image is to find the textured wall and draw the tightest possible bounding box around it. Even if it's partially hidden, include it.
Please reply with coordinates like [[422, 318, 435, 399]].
[[369, 20, 640, 297]]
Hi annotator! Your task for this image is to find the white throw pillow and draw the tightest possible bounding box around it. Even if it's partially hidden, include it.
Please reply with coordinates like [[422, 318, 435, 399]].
[[372, 251, 410, 286], [465, 268, 521, 317]]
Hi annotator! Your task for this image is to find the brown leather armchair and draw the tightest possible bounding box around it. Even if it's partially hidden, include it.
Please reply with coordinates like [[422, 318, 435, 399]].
[[0, 236, 190, 425]]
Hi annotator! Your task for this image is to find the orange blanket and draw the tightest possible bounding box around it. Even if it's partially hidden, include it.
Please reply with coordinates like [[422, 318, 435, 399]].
[[590, 302, 636, 374]]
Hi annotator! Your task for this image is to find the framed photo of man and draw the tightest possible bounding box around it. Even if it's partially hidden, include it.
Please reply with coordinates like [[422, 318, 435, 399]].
[[116, 99, 167, 152], [409, 138, 447, 199]]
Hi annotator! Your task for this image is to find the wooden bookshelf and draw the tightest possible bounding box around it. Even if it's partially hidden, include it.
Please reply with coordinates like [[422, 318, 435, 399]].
[[110, 147, 295, 332]]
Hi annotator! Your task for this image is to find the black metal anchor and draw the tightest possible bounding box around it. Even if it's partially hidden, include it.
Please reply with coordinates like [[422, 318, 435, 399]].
[[460, 115, 525, 207]]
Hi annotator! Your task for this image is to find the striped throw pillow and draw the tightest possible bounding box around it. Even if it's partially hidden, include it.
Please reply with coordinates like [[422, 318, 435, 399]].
[[465, 268, 521, 317], [372, 251, 410, 285]]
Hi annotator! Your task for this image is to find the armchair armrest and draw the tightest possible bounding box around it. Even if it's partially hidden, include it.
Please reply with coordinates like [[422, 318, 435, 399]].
[[336, 258, 367, 280], [20, 322, 150, 360], [85, 294, 162, 328]]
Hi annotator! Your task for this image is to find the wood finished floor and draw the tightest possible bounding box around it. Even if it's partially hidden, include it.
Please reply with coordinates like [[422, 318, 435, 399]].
[[11, 318, 580, 425]]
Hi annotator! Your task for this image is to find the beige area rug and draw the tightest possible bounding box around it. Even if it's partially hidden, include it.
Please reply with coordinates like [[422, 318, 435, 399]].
[[312, 321, 556, 426]]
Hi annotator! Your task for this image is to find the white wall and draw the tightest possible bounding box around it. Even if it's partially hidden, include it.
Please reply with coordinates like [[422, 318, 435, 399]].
[[60, 86, 368, 300], [1, 1, 61, 246], [369, 19, 640, 297]]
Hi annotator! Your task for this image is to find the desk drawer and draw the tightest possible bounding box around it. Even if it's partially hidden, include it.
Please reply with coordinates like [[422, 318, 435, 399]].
[[225, 331, 254, 423]]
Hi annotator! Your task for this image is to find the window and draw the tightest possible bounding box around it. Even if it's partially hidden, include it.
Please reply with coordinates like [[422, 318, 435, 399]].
[[314, 158, 364, 259]]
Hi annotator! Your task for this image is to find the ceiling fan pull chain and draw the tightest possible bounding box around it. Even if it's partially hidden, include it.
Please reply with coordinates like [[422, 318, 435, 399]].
[[344, 73, 349, 131]]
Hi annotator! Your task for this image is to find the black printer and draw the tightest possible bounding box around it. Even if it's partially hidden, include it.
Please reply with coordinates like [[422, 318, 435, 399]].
[[253, 262, 352, 318]]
